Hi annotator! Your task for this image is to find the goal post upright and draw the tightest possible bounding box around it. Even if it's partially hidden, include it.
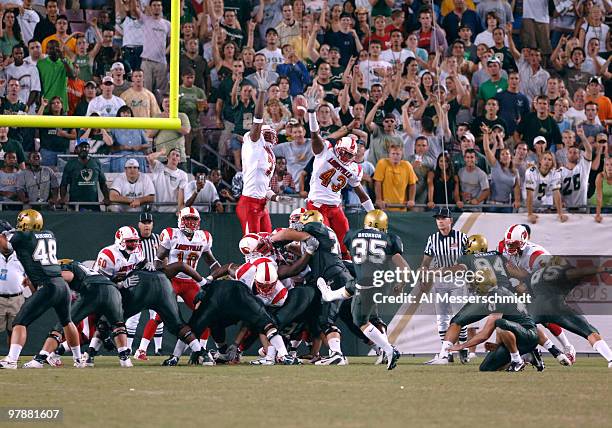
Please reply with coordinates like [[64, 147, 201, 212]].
[[0, 2, 182, 130]]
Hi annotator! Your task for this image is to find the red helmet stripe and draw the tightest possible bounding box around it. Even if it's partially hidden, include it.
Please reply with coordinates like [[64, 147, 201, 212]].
[[529, 250, 545, 269], [102, 248, 115, 264], [236, 263, 252, 280], [264, 262, 270, 282], [506, 224, 517, 240], [271, 287, 288, 305]]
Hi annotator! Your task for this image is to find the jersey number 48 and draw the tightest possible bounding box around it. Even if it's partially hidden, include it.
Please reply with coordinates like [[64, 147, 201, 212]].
[[33, 239, 58, 266]]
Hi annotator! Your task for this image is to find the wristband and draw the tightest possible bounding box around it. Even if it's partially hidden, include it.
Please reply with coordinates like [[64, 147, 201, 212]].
[[253, 117, 263, 124], [266, 189, 276, 200], [308, 112, 319, 133], [362, 199, 375, 212]]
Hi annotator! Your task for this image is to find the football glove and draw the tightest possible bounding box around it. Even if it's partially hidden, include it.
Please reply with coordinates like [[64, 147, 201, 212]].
[[188, 350, 203, 365], [224, 344, 239, 362], [303, 236, 319, 255], [193, 289, 207, 306], [255, 236, 274, 254]]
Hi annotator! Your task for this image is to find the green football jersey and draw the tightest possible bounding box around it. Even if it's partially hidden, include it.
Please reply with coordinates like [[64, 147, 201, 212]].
[[457, 251, 513, 290], [10, 230, 61, 285], [344, 228, 403, 285], [528, 265, 577, 297], [61, 260, 109, 292], [303, 222, 347, 280]]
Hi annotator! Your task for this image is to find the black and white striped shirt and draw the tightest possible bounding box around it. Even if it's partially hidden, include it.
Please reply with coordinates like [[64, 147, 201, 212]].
[[424, 229, 468, 268], [140, 233, 160, 263]]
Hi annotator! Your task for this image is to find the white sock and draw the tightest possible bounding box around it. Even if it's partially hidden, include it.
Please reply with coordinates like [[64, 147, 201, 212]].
[[543, 339, 555, 351], [510, 351, 522, 363], [593, 340, 612, 362], [90, 337, 102, 352], [199, 338, 207, 349], [556, 331, 571, 348], [326, 287, 350, 301], [39, 350, 49, 357], [118, 346, 129, 353], [270, 335, 288, 358], [328, 337, 342, 354], [439, 340, 453, 358], [362, 324, 393, 356], [154, 336, 163, 352], [290, 340, 301, 349], [266, 345, 277, 361], [71, 346, 82, 361], [173, 340, 188, 357], [8, 344, 22, 361], [61, 342, 70, 352], [187, 339, 201, 353], [138, 338, 150, 352], [127, 337, 133, 350]]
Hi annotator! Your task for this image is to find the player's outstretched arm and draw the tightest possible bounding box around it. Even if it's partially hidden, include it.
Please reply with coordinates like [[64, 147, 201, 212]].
[[270, 228, 311, 243], [449, 313, 501, 351], [354, 185, 375, 212], [305, 84, 324, 155], [250, 71, 267, 142], [278, 253, 312, 279], [163, 262, 203, 282], [154, 245, 170, 270], [566, 265, 610, 282]]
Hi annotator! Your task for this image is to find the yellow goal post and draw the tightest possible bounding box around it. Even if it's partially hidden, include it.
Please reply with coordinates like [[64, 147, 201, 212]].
[[0, 1, 181, 130]]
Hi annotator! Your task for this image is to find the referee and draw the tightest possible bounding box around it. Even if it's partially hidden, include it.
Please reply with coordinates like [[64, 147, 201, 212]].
[[420, 207, 468, 364], [128, 213, 164, 359]]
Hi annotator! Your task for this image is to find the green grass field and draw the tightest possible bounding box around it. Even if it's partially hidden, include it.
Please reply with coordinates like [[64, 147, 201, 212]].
[[1, 356, 610, 428]]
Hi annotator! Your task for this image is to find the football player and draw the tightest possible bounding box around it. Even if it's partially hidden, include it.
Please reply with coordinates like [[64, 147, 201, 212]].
[[0, 210, 83, 369], [500, 224, 576, 363], [304, 85, 375, 259], [524, 149, 567, 223], [23, 259, 132, 368], [146, 207, 222, 366], [317, 210, 410, 370]]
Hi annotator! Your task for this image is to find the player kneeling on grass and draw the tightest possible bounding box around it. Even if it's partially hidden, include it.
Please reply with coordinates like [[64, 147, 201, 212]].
[[23, 259, 133, 368], [428, 235, 541, 371], [316, 209, 409, 370]]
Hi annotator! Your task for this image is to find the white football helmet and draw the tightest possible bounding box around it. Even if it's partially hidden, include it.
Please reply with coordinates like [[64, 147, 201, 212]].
[[178, 207, 201, 235], [289, 207, 306, 229], [504, 224, 529, 255], [334, 136, 358, 164], [239, 233, 261, 256], [114, 226, 140, 254], [254, 260, 278, 296]]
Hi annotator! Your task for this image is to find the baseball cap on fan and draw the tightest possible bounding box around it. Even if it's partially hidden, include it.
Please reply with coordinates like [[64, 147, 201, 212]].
[[102, 76, 114, 85], [125, 158, 139, 168], [111, 62, 125, 72], [533, 136, 547, 146]]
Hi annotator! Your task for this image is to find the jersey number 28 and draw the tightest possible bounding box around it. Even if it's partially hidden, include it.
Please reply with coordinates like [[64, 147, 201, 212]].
[[33, 239, 58, 266]]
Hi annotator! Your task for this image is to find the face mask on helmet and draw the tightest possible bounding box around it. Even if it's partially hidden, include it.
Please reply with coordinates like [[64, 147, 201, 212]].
[[505, 240, 523, 255], [289, 208, 306, 230], [180, 215, 200, 234], [123, 238, 140, 253], [262, 128, 278, 145], [336, 147, 355, 163], [254, 261, 278, 296], [254, 279, 277, 296]]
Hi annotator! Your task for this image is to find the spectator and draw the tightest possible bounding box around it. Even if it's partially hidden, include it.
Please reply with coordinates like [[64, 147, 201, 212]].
[[36, 96, 76, 167], [149, 94, 191, 167], [482, 126, 520, 211], [471, 97, 507, 144], [577, 5, 608, 53], [427, 151, 463, 209], [555, 47, 593, 96], [560, 128, 593, 210], [0, 9, 23, 57], [117, 0, 144, 71], [458, 148, 491, 207], [32, 0, 59, 43], [442, 0, 483, 45], [245, 54, 279, 91], [521, 0, 552, 61], [452, 131, 489, 173], [183, 170, 223, 213], [120, 68, 161, 118], [37, 39, 74, 112], [229, 81, 256, 170], [476, 0, 514, 27], [380, 30, 414, 69], [110, 62, 130, 96], [476, 57, 508, 110], [517, 48, 550, 102], [366, 110, 404, 167], [24, 39, 42, 65], [363, 15, 391, 50], [415, 8, 447, 54], [276, 2, 300, 47], [269, 156, 296, 195], [552, 97, 571, 134], [131, 0, 171, 98], [374, 144, 417, 211], [74, 80, 97, 116], [78, 113, 113, 155], [178, 67, 206, 159], [0, 125, 25, 169], [525, 151, 567, 223], [407, 136, 435, 207], [491, 25, 518, 72], [494, 71, 530, 135], [0, 151, 26, 208], [109, 158, 155, 213], [474, 12, 507, 48], [323, 12, 362, 66], [592, 157, 612, 222], [16, 150, 59, 206], [272, 123, 313, 184], [60, 141, 110, 211], [92, 26, 120, 80], [516, 95, 562, 150], [585, 76, 612, 125], [86, 75, 126, 117], [109, 105, 150, 172], [208, 168, 235, 204], [555, 130, 574, 166], [219, 9, 245, 49], [276, 44, 310, 96], [565, 88, 588, 128], [343, 139, 375, 213], [147, 148, 188, 213], [179, 38, 210, 94], [5, 44, 40, 114], [17, 0, 40, 45], [41, 14, 75, 56], [66, 63, 85, 116], [581, 101, 605, 142], [256, 28, 283, 72], [0, 78, 28, 143]]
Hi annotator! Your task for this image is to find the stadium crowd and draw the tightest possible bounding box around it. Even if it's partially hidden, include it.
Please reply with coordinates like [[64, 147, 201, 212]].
[[0, 0, 610, 219]]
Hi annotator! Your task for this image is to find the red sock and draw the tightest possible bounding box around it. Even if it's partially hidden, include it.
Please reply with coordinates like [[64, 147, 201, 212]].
[[200, 328, 210, 340], [142, 316, 161, 341], [546, 323, 562, 336]]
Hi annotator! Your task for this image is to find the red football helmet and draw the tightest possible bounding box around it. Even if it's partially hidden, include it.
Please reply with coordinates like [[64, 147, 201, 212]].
[[261, 125, 278, 146], [504, 224, 529, 255], [254, 260, 278, 296], [334, 136, 358, 164], [178, 207, 200, 235], [114, 226, 140, 254]]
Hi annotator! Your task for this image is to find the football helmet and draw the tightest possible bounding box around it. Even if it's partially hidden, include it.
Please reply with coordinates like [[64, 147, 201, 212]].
[[299, 210, 324, 225], [289, 208, 306, 229], [239, 233, 261, 255], [471, 267, 498, 295], [254, 260, 278, 296], [16, 209, 43, 231], [466, 234, 488, 254], [334, 136, 358, 164], [364, 209, 388, 232], [504, 224, 528, 255], [115, 226, 140, 254], [178, 207, 201, 235], [261, 125, 278, 146]]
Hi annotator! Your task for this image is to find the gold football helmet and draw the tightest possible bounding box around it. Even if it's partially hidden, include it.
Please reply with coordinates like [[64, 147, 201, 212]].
[[465, 234, 488, 254], [364, 209, 388, 232], [471, 268, 498, 295], [299, 210, 324, 225], [16, 209, 43, 231]]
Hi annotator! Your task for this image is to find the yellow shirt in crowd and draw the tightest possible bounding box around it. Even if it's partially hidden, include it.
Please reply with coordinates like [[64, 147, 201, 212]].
[[373, 159, 418, 211]]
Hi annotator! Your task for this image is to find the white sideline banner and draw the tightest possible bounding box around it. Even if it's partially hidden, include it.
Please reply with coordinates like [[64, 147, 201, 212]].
[[387, 213, 612, 354]]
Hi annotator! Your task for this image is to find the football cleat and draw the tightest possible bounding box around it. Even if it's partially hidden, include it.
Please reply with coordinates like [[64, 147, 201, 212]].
[[529, 349, 545, 372], [81, 352, 94, 367], [386, 347, 400, 370], [316, 278, 335, 302], [155, 350, 162, 356], [201, 352, 215, 366], [250, 357, 275, 366], [73, 359, 87, 368], [314, 351, 348, 365], [257, 347, 267, 357], [447, 353, 455, 363], [556, 353, 572, 366], [468, 352, 477, 360], [425, 355, 449, 365], [279, 354, 302, 365], [119, 357, 133, 368], [23, 359, 45, 369], [0, 359, 17, 369], [134, 349, 148, 361], [374, 347, 386, 365], [47, 353, 63, 367], [506, 360, 526, 372], [188, 350, 204, 365], [564, 345, 576, 364], [162, 356, 179, 366], [459, 349, 470, 364]]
